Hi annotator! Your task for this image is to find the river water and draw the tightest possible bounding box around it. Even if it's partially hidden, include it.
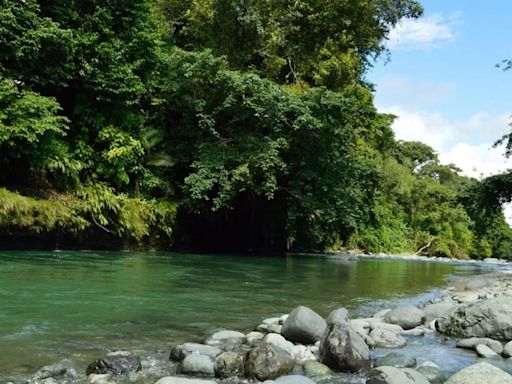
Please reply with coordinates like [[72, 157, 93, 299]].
[[0, 251, 497, 380]]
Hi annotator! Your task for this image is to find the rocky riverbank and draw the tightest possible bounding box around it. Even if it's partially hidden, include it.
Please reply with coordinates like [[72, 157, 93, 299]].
[[14, 270, 512, 384]]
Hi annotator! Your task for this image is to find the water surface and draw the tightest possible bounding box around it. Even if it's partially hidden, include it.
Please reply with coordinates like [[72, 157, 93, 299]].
[[0, 251, 485, 379]]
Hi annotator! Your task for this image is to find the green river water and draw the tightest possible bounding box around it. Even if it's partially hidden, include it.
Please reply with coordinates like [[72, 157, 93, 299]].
[[0, 251, 492, 380]]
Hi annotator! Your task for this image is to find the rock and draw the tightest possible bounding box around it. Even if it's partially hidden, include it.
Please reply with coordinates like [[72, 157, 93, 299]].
[[264, 333, 294, 355], [400, 328, 425, 337], [86, 351, 141, 375], [178, 354, 215, 376], [281, 306, 327, 344], [326, 308, 349, 325], [422, 302, 458, 322], [319, 321, 371, 372], [367, 366, 430, 384], [374, 323, 404, 333], [291, 344, 316, 363], [374, 309, 392, 318], [155, 378, 217, 384], [384, 307, 426, 330], [476, 344, 499, 358], [369, 328, 407, 348], [214, 351, 244, 378], [275, 375, 316, 384], [206, 330, 246, 345], [33, 359, 76, 380], [415, 361, 445, 384], [375, 353, 416, 368], [170, 343, 222, 362], [456, 338, 503, 354], [247, 331, 265, 343], [244, 343, 295, 381], [444, 362, 512, 384], [302, 360, 332, 377], [504, 341, 512, 357], [437, 297, 512, 340], [264, 317, 282, 325], [453, 292, 480, 304]]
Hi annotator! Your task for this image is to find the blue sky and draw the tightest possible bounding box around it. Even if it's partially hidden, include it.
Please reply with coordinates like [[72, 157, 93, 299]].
[[367, 0, 512, 179]]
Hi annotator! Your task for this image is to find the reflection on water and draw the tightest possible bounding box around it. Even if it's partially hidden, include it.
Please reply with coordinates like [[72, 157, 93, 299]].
[[0, 251, 482, 378]]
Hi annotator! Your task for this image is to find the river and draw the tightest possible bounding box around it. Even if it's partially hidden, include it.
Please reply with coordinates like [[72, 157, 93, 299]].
[[0, 251, 494, 381]]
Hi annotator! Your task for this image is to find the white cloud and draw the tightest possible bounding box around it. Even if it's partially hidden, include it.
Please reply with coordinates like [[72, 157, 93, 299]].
[[388, 13, 459, 49]]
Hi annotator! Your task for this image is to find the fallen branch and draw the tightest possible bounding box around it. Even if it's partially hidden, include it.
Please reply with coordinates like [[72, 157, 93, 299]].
[[91, 215, 111, 234], [416, 237, 435, 255]]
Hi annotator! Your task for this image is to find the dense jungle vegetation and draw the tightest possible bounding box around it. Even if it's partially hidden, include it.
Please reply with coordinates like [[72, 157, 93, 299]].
[[1, 0, 511, 258]]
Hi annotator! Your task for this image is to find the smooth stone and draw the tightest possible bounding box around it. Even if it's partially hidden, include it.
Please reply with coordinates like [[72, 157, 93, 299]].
[[374, 309, 392, 318], [319, 321, 371, 372], [32, 359, 76, 380], [281, 306, 327, 345], [247, 331, 265, 343], [302, 360, 331, 377], [444, 362, 512, 384], [453, 292, 480, 304], [214, 351, 244, 378], [384, 307, 426, 330], [476, 344, 499, 358], [369, 328, 407, 348], [456, 338, 503, 354], [503, 341, 512, 357], [207, 330, 246, 344], [88, 374, 113, 384], [400, 328, 425, 337], [178, 354, 215, 376], [244, 343, 295, 381], [437, 297, 512, 340], [86, 351, 141, 376], [264, 333, 294, 356], [422, 302, 458, 322], [374, 323, 404, 333], [263, 317, 282, 325], [155, 378, 217, 384], [367, 366, 430, 384], [170, 343, 222, 362], [375, 353, 416, 368], [326, 308, 349, 325], [464, 277, 492, 291], [275, 375, 316, 384], [415, 361, 445, 384], [291, 345, 316, 363]]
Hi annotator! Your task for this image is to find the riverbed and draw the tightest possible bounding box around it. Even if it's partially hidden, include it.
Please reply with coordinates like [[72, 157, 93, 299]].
[[0, 251, 501, 381]]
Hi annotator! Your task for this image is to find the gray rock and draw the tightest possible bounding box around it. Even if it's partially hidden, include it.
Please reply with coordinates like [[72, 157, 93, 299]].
[[415, 361, 445, 384], [178, 354, 215, 376], [281, 306, 327, 344], [422, 302, 458, 322], [264, 333, 294, 356], [400, 328, 425, 337], [88, 374, 114, 384], [369, 328, 407, 348], [214, 351, 244, 378], [374, 309, 392, 318], [155, 378, 217, 384], [503, 341, 512, 357], [444, 362, 512, 384], [367, 366, 430, 384], [437, 297, 512, 340], [319, 321, 371, 372], [291, 344, 316, 363], [326, 308, 349, 325], [464, 277, 491, 290], [246, 331, 265, 343], [384, 307, 426, 330], [86, 351, 141, 376], [32, 359, 76, 380], [206, 330, 246, 345], [302, 360, 331, 377], [476, 344, 499, 358], [244, 343, 295, 381], [375, 353, 416, 368], [456, 338, 503, 354], [275, 375, 316, 384], [170, 343, 222, 362]]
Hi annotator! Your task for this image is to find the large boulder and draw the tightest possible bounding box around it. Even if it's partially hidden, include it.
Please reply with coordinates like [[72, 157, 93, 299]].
[[384, 307, 426, 330], [319, 321, 371, 372], [444, 362, 512, 384], [244, 343, 295, 381], [281, 306, 327, 344], [326, 308, 349, 325], [214, 351, 244, 378], [170, 343, 222, 362], [369, 328, 407, 348], [367, 366, 430, 384], [86, 351, 141, 375], [178, 354, 215, 376], [437, 297, 512, 340], [422, 302, 458, 322], [456, 337, 503, 354]]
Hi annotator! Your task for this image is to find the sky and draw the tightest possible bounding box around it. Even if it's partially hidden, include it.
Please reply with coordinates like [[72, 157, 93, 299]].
[[368, 0, 512, 180]]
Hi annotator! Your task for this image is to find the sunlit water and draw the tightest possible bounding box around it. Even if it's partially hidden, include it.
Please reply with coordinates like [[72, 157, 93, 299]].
[[0, 251, 503, 380]]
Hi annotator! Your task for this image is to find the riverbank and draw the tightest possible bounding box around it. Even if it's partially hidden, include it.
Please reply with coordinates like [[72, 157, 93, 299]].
[[12, 257, 512, 384]]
